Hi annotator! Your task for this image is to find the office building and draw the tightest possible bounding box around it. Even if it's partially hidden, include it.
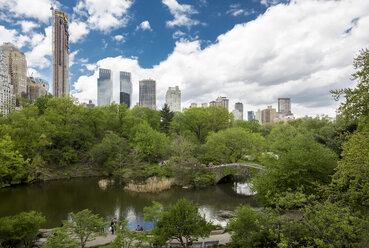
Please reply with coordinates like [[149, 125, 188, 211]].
[[97, 69, 112, 106], [201, 103, 208, 108], [27, 77, 49, 100], [0, 42, 27, 97], [232, 109, 242, 120], [52, 8, 69, 97], [120, 71, 132, 108], [278, 98, 292, 115], [84, 100, 95, 108], [0, 48, 15, 116], [248, 111, 255, 121], [261, 106, 277, 124], [255, 109, 262, 124], [234, 102, 243, 120], [190, 103, 197, 108], [209, 96, 229, 110], [165, 86, 181, 112], [139, 79, 156, 109]]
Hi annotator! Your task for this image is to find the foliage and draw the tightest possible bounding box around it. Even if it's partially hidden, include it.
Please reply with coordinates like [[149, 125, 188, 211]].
[[0, 135, 29, 188], [329, 132, 369, 213], [64, 209, 107, 248], [133, 122, 169, 163], [229, 205, 274, 248], [159, 104, 174, 135], [233, 119, 261, 133], [252, 133, 338, 205], [152, 199, 214, 247], [201, 127, 266, 164], [331, 48, 369, 125], [131, 106, 160, 131], [0, 211, 45, 248], [143, 201, 164, 228], [44, 227, 79, 248]]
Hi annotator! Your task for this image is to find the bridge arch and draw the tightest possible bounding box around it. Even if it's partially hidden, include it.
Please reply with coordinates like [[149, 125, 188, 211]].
[[210, 163, 263, 184]]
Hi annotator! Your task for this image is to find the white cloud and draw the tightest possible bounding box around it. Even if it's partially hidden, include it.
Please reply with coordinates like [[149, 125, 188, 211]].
[[25, 26, 52, 69], [227, 4, 255, 17], [27, 68, 41, 78], [260, 0, 283, 7], [0, 0, 56, 23], [69, 21, 89, 43], [162, 0, 201, 28], [136, 21, 152, 31], [73, 0, 369, 117], [69, 50, 79, 67], [113, 35, 125, 43], [17, 21, 39, 33], [172, 30, 186, 39], [74, 0, 133, 32], [0, 25, 30, 48]]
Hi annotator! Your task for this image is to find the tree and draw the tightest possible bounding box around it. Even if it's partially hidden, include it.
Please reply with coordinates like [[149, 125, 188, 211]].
[[229, 205, 274, 248], [252, 133, 338, 205], [0, 211, 45, 248], [0, 135, 29, 188], [201, 127, 265, 164], [44, 227, 78, 248], [329, 132, 369, 213], [331, 48, 369, 125], [233, 119, 261, 133], [133, 122, 169, 163], [159, 104, 174, 135], [64, 209, 107, 248], [152, 199, 214, 247], [131, 106, 161, 131]]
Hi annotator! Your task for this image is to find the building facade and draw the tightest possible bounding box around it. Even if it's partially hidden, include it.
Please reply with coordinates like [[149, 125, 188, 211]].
[[201, 103, 208, 108], [139, 79, 156, 109], [248, 111, 255, 121], [261, 106, 277, 124], [278, 98, 292, 115], [0, 43, 27, 97], [165, 86, 181, 112], [27, 77, 49, 100], [52, 8, 69, 97], [120, 71, 132, 108], [0, 48, 15, 116], [234, 102, 243, 120], [190, 103, 197, 108], [97, 69, 112, 106]]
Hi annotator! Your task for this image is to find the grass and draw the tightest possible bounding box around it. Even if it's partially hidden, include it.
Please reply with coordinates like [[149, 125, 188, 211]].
[[124, 177, 175, 193]]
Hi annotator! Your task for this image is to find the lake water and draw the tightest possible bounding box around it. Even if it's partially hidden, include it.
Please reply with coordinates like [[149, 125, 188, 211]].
[[0, 178, 257, 229]]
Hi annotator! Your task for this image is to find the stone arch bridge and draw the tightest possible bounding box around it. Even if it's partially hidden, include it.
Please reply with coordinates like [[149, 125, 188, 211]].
[[209, 163, 264, 184]]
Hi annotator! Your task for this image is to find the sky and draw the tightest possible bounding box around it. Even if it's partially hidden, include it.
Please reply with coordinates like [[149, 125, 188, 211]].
[[0, 0, 369, 117]]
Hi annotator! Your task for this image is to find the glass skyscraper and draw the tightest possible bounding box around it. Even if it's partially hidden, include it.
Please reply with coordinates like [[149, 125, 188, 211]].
[[120, 71, 132, 108], [139, 79, 156, 110], [97, 69, 112, 106]]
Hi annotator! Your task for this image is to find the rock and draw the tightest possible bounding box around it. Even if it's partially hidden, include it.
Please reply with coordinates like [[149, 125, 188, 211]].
[[217, 210, 236, 219]]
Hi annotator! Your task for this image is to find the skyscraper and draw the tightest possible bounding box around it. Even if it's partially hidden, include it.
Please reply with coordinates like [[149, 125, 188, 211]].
[[248, 111, 255, 121], [165, 86, 181, 112], [261, 106, 277, 124], [209, 96, 229, 110], [139, 79, 156, 109], [0, 42, 27, 97], [0, 48, 15, 116], [278, 98, 292, 115], [120, 71, 132, 108], [97, 69, 112, 106], [234, 102, 243, 120], [52, 8, 69, 97]]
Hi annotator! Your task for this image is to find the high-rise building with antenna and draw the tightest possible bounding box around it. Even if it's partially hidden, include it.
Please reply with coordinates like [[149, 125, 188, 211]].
[[51, 7, 69, 97]]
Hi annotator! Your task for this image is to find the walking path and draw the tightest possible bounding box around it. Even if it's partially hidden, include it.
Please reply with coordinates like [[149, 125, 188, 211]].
[[85, 231, 232, 247]]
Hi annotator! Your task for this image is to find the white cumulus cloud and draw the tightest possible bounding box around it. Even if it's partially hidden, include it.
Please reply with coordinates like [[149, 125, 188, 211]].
[[69, 21, 89, 43], [162, 0, 201, 28], [136, 21, 152, 31]]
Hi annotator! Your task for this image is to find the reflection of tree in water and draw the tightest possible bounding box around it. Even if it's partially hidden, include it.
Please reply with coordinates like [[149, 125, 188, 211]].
[[0, 177, 258, 229]]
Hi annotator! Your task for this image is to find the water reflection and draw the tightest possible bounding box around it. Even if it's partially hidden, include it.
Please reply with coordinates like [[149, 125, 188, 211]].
[[0, 178, 257, 229], [233, 182, 256, 196]]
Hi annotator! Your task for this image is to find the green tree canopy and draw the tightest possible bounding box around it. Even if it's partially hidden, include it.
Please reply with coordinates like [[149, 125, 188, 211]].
[[152, 199, 214, 247], [159, 104, 174, 135]]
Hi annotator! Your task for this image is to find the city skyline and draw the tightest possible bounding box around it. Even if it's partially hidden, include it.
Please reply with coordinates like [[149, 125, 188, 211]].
[[1, 1, 369, 117]]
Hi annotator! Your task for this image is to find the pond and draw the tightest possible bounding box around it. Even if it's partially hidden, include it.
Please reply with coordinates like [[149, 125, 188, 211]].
[[0, 178, 257, 229]]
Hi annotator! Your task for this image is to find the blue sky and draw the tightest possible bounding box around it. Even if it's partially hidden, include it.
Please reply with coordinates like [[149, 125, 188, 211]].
[[1, 0, 369, 117]]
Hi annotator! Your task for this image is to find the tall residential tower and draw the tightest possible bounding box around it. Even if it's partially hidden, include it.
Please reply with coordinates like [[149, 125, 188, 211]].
[[97, 69, 112, 106], [119, 71, 132, 108], [165, 86, 181, 112], [0, 42, 27, 97], [139, 79, 156, 109], [0, 48, 15, 116], [52, 8, 69, 97]]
